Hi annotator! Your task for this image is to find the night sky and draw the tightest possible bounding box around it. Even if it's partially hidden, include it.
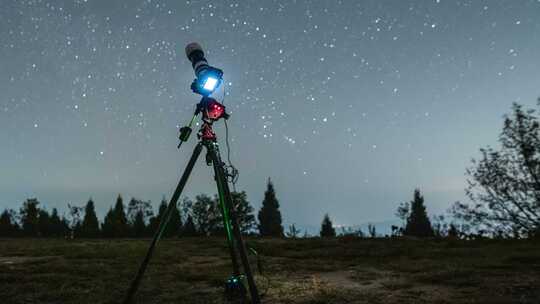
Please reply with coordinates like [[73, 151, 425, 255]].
[[1, 0, 540, 231]]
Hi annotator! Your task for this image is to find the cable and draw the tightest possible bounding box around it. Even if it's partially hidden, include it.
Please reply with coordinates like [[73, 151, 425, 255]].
[[220, 83, 239, 192], [224, 120, 239, 189], [220, 83, 270, 298]]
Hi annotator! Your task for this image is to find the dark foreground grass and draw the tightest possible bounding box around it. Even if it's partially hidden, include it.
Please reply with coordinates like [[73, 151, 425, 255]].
[[0, 237, 539, 303]]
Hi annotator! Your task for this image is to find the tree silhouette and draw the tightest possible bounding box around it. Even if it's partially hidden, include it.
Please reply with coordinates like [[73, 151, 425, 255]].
[[367, 223, 377, 238], [188, 192, 255, 236], [395, 201, 409, 226], [38, 209, 52, 237], [161, 197, 182, 238], [183, 215, 197, 236], [49, 208, 67, 237], [127, 198, 153, 237], [67, 204, 84, 238], [101, 207, 115, 238], [192, 194, 217, 235], [147, 200, 165, 236], [432, 215, 449, 238], [145, 198, 182, 238], [231, 191, 256, 234], [111, 195, 129, 237], [257, 178, 284, 237], [131, 210, 146, 237], [20, 198, 40, 236], [320, 214, 336, 237], [178, 197, 195, 236], [0, 209, 19, 237], [448, 224, 459, 239], [80, 199, 100, 238], [286, 224, 300, 238], [456, 102, 540, 237], [403, 189, 434, 237]]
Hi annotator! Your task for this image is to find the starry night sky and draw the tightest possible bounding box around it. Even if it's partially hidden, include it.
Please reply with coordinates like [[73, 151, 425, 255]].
[[1, 0, 540, 230]]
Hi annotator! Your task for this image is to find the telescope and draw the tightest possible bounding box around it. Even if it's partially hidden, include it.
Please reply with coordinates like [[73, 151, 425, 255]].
[[185, 42, 223, 96], [124, 42, 261, 304]]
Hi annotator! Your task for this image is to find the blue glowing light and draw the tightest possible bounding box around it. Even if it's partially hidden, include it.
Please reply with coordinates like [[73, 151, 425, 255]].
[[191, 66, 223, 96], [203, 76, 219, 91]]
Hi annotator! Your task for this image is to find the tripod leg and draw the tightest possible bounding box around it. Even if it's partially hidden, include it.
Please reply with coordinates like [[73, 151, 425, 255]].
[[123, 143, 204, 304], [213, 159, 242, 277], [207, 144, 261, 304]]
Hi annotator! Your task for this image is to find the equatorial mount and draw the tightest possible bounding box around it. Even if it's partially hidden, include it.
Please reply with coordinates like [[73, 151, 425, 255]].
[[178, 96, 229, 147]]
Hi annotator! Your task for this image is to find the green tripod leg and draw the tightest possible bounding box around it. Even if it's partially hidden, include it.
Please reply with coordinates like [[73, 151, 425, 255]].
[[212, 148, 241, 277], [206, 141, 261, 304]]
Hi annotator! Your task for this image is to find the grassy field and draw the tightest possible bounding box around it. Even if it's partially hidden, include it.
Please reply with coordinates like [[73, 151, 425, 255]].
[[0, 237, 539, 304]]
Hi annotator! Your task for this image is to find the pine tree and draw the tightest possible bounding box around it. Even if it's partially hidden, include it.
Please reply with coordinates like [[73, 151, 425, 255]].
[[161, 197, 182, 238], [0, 209, 19, 237], [146, 201, 166, 236], [112, 195, 129, 237], [20, 198, 40, 236], [60, 216, 70, 237], [132, 210, 146, 237], [127, 198, 153, 237], [257, 178, 284, 237], [101, 207, 115, 237], [320, 214, 336, 237], [403, 189, 434, 237], [49, 208, 66, 237], [38, 209, 51, 237], [81, 199, 100, 238], [145, 198, 181, 237]]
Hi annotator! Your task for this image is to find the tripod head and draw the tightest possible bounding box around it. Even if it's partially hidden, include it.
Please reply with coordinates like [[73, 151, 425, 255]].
[[178, 96, 229, 147], [196, 97, 229, 121]]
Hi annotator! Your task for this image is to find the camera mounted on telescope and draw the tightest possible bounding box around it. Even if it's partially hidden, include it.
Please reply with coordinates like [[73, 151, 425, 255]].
[[185, 42, 223, 97]]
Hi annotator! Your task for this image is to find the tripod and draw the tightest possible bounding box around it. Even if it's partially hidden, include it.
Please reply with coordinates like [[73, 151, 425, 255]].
[[123, 100, 261, 304]]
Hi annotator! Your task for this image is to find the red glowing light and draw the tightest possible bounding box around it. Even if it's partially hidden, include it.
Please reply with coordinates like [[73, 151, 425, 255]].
[[206, 99, 225, 120]]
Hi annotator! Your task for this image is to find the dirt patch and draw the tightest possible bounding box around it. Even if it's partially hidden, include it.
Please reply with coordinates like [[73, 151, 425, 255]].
[[316, 268, 455, 303], [319, 270, 366, 289], [318, 267, 399, 290]]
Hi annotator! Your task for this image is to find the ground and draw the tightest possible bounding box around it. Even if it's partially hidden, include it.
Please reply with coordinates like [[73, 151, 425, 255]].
[[0, 237, 539, 303]]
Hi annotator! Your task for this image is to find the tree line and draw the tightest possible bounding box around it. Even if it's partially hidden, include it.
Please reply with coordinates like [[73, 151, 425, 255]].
[[0, 179, 285, 238], [316, 188, 446, 239], [319, 101, 540, 240], [2, 101, 540, 240]]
